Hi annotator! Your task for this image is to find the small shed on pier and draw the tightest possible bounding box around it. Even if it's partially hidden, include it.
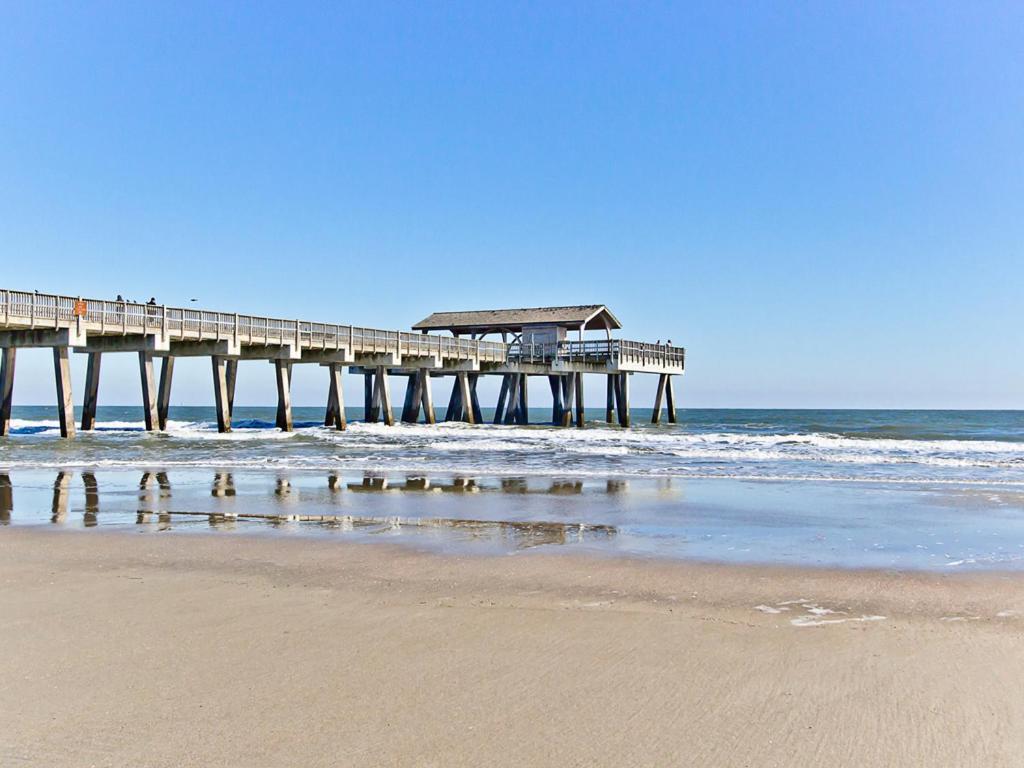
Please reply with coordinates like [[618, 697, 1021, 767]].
[[412, 304, 622, 344]]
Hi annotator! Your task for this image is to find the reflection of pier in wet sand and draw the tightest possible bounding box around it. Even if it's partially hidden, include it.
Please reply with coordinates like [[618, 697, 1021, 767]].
[[0, 470, 619, 549]]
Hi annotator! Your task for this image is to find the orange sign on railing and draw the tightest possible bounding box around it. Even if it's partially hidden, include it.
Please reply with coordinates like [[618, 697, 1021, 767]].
[[73, 300, 88, 318]]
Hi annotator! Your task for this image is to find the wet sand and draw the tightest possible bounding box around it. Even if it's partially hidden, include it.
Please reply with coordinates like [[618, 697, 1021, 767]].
[[2, 528, 1023, 767]]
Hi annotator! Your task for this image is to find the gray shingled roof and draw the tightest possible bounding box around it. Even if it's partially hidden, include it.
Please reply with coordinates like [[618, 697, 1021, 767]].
[[413, 305, 622, 332]]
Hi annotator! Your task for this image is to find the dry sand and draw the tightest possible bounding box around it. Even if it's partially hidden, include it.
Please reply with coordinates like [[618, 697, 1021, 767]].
[[1, 527, 1023, 767]]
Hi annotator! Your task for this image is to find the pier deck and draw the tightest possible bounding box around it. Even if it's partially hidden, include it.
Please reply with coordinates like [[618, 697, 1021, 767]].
[[0, 289, 684, 437]]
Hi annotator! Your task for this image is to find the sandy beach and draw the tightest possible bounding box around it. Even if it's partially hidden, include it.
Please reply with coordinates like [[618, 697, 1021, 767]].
[[1, 528, 1022, 767]]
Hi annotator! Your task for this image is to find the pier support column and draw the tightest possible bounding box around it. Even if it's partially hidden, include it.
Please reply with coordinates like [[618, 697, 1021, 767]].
[[503, 374, 520, 425], [226, 359, 238, 420], [364, 372, 378, 423], [651, 373, 668, 425], [445, 376, 462, 422], [457, 371, 474, 425], [549, 375, 563, 425], [574, 372, 584, 428], [606, 375, 615, 424], [666, 375, 677, 424], [401, 374, 420, 424], [469, 374, 483, 424], [375, 366, 394, 426], [139, 352, 159, 432], [560, 374, 575, 428], [325, 363, 346, 431], [494, 375, 510, 424], [81, 352, 101, 431], [617, 372, 631, 428], [517, 374, 528, 425], [211, 356, 232, 433], [275, 360, 293, 432], [0, 348, 14, 437], [157, 357, 174, 431], [53, 346, 75, 438], [420, 371, 436, 424]]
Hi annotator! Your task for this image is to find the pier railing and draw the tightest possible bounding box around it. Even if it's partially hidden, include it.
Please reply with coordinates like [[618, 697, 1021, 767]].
[[0, 289, 683, 371], [508, 339, 685, 370], [0, 289, 507, 362]]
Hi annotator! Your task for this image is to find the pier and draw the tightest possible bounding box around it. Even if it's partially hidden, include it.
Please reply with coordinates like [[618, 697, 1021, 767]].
[[0, 289, 684, 437]]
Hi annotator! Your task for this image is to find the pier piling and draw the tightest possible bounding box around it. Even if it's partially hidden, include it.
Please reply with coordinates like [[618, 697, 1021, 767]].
[[0, 347, 14, 437], [81, 352, 102, 431], [157, 357, 174, 431], [53, 346, 75, 438], [139, 351, 159, 432], [274, 360, 293, 432], [211, 356, 232, 433]]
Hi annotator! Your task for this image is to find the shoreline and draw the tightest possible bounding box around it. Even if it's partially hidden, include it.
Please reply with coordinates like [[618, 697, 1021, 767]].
[[3, 527, 1023, 766]]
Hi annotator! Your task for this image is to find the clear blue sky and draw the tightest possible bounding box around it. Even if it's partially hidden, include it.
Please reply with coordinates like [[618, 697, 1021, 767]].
[[1, 2, 1021, 409]]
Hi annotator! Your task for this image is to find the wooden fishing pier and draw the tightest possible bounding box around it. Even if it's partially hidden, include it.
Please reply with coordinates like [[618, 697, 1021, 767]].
[[0, 289, 684, 437]]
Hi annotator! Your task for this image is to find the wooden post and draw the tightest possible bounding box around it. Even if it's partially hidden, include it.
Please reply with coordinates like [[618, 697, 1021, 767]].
[[494, 374, 510, 424], [574, 372, 584, 428], [275, 360, 293, 431], [469, 374, 483, 424], [53, 346, 75, 438], [605, 374, 615, 424], [518, 374, 528, 425], [0, 348, 14, 437], [138, 351, 159, 432], [326, 362, 346, 430], [617, 372, 630, 428], [420, 371, 435, 424], [211, 356, 232, 433], [81, 352, 102, 431], [666, 375, 677, 424], [548, 375, 563, 425], [157, 357, 174, 431], [458, 371, 474, 424], [651, 373, 667, 424], [560, 374, 575, 427], [408, 371, 424, 423], [375, 366, 394, 426], [226, 359, 238, 419]]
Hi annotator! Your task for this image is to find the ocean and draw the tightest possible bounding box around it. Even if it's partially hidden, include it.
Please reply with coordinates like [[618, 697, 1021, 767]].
[[2, 406, 1023, 570]]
